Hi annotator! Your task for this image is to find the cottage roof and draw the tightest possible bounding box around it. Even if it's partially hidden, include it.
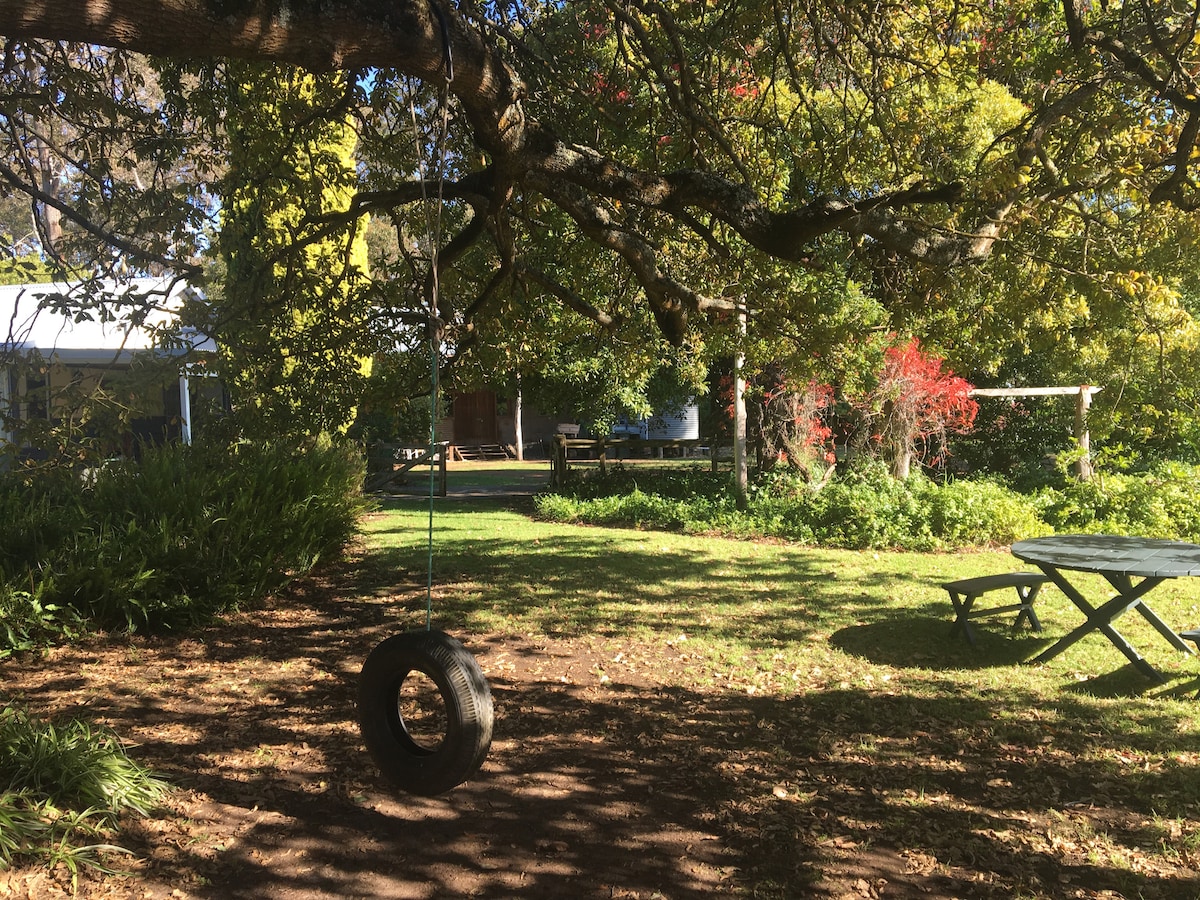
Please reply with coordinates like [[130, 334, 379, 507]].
[[0, 277, 215, 364]]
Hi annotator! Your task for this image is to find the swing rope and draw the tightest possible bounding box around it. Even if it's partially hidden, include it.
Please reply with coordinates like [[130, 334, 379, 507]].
[[408, 11, 454, 632], [357, 18, 492, 798]]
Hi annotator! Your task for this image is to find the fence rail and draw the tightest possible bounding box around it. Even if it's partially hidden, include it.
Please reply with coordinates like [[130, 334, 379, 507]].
[[366, 442, 449, 495], [550, 435, 713, 487]]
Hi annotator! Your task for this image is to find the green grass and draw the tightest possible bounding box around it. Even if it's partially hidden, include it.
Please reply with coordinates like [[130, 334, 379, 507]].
[[367, 497, 1200, 694], [361, 496, 1200, 894], [445, 459, 554, 490]]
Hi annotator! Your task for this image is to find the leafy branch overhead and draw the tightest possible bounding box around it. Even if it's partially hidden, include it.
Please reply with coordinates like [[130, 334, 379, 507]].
[[0, 1, 1198, 345]]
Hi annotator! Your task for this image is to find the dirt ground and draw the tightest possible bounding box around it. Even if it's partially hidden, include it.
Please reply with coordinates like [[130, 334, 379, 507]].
[[0, 568, 759, 900], [2, 501, 1199, 899]]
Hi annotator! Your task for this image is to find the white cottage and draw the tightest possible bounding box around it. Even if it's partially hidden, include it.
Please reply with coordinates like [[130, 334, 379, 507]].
[[0, 277, 218, 456]]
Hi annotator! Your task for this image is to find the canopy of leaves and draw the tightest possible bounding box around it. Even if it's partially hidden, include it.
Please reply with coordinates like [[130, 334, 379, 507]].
[[2, 2, 1200, 447], [214, 64, 374, 438]]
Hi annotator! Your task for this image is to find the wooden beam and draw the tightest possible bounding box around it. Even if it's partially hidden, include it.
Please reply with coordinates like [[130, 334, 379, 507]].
[[968, 386, 1102, 481], [969, 386, 1101, 397]]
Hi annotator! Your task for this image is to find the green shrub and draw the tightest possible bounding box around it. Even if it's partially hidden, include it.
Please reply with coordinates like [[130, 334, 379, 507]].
[[532, 493, 584, 523], [1036, 462, 1200, 540], [538, 458, 1200, 548], [564, 489, 691, 531], [555, 463, 729, 502], [925, 478, 1051, 547], [797, 462, 936, 549], [0, 584, 81, 659], [0, 436, 368, 646], [0, 469, 86, 575], [0, 705, 168, 874], [539, 460, 1052, 550]]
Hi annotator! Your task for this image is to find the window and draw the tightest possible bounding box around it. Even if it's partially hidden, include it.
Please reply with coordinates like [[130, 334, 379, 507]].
[[23, 369, 49, 420]]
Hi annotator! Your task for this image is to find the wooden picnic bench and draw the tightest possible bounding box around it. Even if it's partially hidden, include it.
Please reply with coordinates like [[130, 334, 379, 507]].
[[943, 572, 1047, 646]]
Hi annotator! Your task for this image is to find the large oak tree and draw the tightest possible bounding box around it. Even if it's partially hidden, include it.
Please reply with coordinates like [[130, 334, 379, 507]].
[[2, 0, 1200, 425]]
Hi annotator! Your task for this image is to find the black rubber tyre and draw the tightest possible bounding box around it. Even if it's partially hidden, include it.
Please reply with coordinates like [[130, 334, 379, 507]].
[[356, 629, 493, 796]]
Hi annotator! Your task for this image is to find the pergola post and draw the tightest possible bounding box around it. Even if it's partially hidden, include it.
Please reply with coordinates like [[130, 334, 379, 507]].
[[968, 385, 1102, 481], [1075, 386, 1096, 481]]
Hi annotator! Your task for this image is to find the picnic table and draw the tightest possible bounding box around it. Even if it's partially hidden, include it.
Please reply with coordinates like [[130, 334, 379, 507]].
[[1011, 534, 1200, 681]]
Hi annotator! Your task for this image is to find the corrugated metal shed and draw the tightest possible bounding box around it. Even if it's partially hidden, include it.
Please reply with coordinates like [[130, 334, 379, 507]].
[[647, 402, 700, 440]]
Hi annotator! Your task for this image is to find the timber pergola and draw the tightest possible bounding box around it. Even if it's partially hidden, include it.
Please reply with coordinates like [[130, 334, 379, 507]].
[[968, 385, 1101, 480]]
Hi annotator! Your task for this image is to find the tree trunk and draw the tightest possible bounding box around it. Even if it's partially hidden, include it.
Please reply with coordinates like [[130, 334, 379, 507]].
[[513, 385, 524, 462], [34, 138, 62, 255], [733, 308, 749, 511]]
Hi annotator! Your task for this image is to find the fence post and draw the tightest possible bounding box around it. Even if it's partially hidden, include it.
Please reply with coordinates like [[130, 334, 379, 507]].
[[552, 435, 567, 488]]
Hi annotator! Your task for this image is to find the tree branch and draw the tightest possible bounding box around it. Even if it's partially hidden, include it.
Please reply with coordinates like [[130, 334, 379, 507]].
[[515, 264, 618, 329], [0, 0, 530, 163], [534, 175, 736, 343], [0, 159, 201, 275]]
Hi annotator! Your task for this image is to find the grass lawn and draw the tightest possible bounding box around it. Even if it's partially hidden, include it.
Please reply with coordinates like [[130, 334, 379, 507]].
[[356, 484, 1200, 898]]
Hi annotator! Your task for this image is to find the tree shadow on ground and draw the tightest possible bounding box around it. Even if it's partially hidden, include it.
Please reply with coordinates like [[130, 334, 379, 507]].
[[5, 511, 1200, 899], [17, 613, 1200, 900], [356, 501, 959, 649], [829, 618, 1053, 670]]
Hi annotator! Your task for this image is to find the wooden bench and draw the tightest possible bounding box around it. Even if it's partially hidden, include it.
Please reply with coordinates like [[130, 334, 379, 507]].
[[942, 572, 1048, 646]]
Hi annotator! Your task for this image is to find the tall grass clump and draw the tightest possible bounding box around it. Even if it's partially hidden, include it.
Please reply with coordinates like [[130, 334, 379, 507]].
[[0, 705, 168, 876], [0, 436, 368, 647]]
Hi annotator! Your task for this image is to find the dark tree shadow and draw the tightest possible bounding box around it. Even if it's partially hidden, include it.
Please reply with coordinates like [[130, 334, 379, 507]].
[[6, 505, 1200, 899]]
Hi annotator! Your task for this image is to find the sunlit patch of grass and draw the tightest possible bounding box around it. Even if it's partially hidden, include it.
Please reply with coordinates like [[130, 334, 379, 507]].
[[360, 498, 1200, 894]]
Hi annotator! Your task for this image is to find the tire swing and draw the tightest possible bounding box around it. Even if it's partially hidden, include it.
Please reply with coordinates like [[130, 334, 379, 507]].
[[357, 629, 493, 796], [356, 22, 493, 796]]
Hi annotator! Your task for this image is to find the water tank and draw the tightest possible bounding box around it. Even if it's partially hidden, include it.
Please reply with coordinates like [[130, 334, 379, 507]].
[[647, 402, 700, 440]]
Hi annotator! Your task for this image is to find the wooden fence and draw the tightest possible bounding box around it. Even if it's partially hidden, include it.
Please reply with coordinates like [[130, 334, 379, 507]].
[[366, 442, 449, 496], [550, 435, 712, 488]]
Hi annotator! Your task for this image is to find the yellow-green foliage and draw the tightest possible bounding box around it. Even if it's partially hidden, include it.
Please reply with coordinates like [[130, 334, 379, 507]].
[[219, 65, 373, 438]]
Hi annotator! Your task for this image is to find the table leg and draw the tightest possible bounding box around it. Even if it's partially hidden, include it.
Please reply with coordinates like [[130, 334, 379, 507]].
[[1102, 574, 1197, 654], [947, 590, 978, 646], [1028, 567, 1167, 681]]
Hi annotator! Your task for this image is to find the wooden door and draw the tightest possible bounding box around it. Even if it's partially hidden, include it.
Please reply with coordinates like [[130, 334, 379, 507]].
[[453, 390, 497, 443]]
